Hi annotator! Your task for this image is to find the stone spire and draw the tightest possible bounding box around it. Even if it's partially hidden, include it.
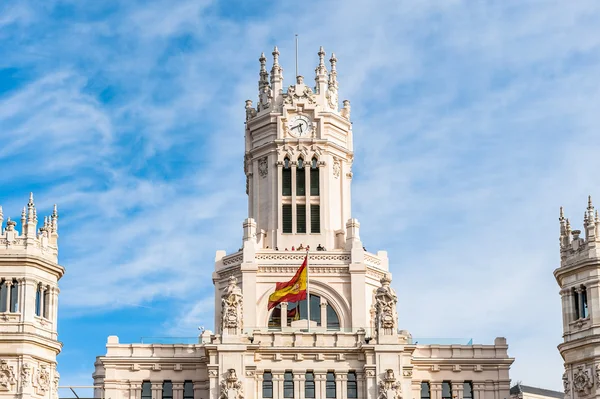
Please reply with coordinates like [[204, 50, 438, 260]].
[[51, 204, 58, 234], [328, 52, 338, 89], [258, 52, 273, 112], [270, 46, 283, 98], [315, 46, 328, 95]]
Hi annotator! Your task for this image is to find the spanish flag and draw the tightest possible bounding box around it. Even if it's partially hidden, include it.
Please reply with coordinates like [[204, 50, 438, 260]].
[[268, 256, 307, 310]]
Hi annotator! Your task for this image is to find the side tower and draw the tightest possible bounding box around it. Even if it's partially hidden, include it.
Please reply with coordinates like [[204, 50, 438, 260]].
[[555, 197, 600, 399], [0, 194, 64, 399]]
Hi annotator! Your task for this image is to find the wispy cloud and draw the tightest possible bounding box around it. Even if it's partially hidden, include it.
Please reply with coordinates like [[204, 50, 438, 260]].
[[2, 0, 599, 390]]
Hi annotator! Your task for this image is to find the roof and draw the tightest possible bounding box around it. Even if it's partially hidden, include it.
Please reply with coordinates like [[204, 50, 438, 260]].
[[510, 384, 563, 399]]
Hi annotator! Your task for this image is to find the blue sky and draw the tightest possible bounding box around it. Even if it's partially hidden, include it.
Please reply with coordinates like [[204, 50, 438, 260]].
[[2, 0, 600, 393]]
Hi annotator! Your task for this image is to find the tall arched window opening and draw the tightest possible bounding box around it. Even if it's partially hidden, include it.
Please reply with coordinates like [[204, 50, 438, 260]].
[[9, 279, 18, 312], [282, 157, 291, 196], [310, 158, 319, 196], [268, 294, 341, 330], [296, 158, 306, 196]]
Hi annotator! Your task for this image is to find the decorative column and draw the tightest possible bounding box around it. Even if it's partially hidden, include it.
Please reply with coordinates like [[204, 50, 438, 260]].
[[151, 382, 162, 399], [320, 300, 328, 329], [17, 278, 26, 316], [451, 381, 463, 399], [193, 381, 203, 399], [430, 383, 442, 399], [315, 372, 327, 399], [338, 373, 347, 399], [129, 383, 142, 399], [273, 372, 284, 399], [472, 383, 484, 399], [172, 383, 183, 399], [294, 373, 302, 399], [4, 279, 12, 312], [281, 302, 288, 329], [357, 372, 366, 399]]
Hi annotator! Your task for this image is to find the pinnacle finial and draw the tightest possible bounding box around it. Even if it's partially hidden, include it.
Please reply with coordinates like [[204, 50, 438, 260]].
[[21, 207, 26, 218], [566, 218, 571, 230], [330, 53, 337, 69], [559, 206, 565, 220], [52, 204, 58, 218], [272, 46, 280, 65], [28, 192, 34, 206], [589, 195, 594, 210], [316, 46, 327, 76]]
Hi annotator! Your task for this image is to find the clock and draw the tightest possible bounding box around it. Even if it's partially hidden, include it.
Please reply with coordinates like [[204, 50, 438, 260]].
[[287, 114, 313, 137]]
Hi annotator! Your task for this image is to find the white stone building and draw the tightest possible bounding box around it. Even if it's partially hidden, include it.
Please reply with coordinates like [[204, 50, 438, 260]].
[[556, 199, 600, 398], [91, 47, 514, 399], [0, 195, 63, 399], [0, 46, 515, 399]]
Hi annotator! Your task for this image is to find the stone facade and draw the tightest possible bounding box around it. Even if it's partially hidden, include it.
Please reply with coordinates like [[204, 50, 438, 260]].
[[93, 46, 514, 399], [0, 195, 64, 399], [556, 199, 600, 399]]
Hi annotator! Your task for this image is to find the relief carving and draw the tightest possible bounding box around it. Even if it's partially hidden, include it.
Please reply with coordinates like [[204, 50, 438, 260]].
[[219, 369, 244, 399], [378, 369, 401, 399], [283, 76, 316, 105], [221, 276, 243, 335], [333, 159, 341, 179], [372, 276, 399, 337], [563, 371, 569, 394], [0, 360, 16, 391], [573, 366, 593, 394], [258, 157, 268, 178], [20, 363, 31, 388], [53, 370, 60, 396], [35, 364, 50, 395]]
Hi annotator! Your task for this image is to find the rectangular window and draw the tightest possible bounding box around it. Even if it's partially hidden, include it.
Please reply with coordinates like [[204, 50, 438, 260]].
[[282, 205, 292, 233], [310, 168, 319, 196], [442, 381, 452, 399], [305, 372, 315, 398], [463, 382, 473, 399], [162, 381, 173, 399], [183, 381, 194, 399], [326, 372, 336, 398], [583, 287, 589, 318], [297, 205, 306, 233], [421, 382, 431, 399], [282, 168, 292, 196], [141, 382, 151, 399], [9, 280, 18, 312], [35, 286, 41, 316], [43, 289, 49, 318], [0, 281, 6, 313], [263, 372, 273, 399], [573, 288, 580, 319], [310, 205, 320, 233], [347, 371, 358, 399], [297, 167, 306, 196], [283, 371, 294, 398]]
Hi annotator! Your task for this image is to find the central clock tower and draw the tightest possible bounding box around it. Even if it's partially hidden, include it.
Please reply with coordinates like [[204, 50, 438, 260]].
[[244, 46, 354, 251]]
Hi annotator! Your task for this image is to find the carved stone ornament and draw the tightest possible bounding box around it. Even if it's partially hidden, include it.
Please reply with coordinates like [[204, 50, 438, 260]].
[[53, 370, 60, 396], [378, 369, 402, 399], [35, 365, 50, 394], [326, 83, 338, 110], [20, 363, 31, 388], [563, 371, 570, 394], [333, 159, 341, 179], [258, 85, 273, 111], [341, 99, 351, 120], [221, 276, 243, 334], [219, 369, 244, 399], [245, 100, 257, 121], [258, 157, 268, 178], [0, 360, 16, 391], [283, 76, 316, 105], [372, 276, 399, 336], [573, 366, 593, 394]]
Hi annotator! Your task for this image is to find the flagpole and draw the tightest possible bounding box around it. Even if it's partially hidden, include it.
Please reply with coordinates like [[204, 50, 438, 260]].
[[306, 248, 310, 333]]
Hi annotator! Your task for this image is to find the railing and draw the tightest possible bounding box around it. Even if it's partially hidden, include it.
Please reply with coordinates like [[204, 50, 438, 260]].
[[139, 337, 201, 344]]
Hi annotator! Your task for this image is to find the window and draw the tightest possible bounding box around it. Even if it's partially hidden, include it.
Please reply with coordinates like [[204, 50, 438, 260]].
[[35, 285, 41, 316], [305, 372, 315, 398], [183, 381, 194, 399], [268, 294, 340, 330], [141, 382, 151, 399], [10, 279, 18, 312], [347, 372, 358, 398], [282, 204, 292, 233], [421, 382, 431, 399], [263, 372, 273, 398], [162, 381, 173, 399], [282, 158, 291, 196], [297, 159, 306, 196], [297, 205, 306, 233], [442, 381, 452, 399], [573, 287, 580, 319], [463, 382, 473, 399], [310, 158, 319, 196], [43, 288, 49, 318], [310, 205, 320, 233], [0, 280, 6, 312], [283, 371, 294, 398], [582, 286, 589, 318], [326, 372, 336, 398]]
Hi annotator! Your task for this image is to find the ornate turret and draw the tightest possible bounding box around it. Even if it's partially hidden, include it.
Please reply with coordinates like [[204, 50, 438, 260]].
[[0, 194, 64, 399]]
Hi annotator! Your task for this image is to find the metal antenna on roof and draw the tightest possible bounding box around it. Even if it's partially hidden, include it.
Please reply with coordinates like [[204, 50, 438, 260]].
[[295, 34, 299, 78]]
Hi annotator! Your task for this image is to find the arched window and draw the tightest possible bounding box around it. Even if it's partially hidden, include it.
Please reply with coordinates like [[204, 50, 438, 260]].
[[141, 382, 151, 399], [283, 371, 294, 398], [326, 372, 336, 398], [282, 157, 291, 196], [268, 294, 341, 330], [297, 157, 306, 196], [0, 279, 6, 312], [35, 285, 42, 317], [310, 157, 319, 196], [262, 372, 273, 398], [305, 372, 315, 398], [347, 372, 358, 398], [9, 279, 18, 312]]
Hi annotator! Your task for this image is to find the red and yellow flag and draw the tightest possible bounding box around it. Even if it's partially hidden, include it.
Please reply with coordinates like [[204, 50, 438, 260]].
[[268, 256, 307, 310]]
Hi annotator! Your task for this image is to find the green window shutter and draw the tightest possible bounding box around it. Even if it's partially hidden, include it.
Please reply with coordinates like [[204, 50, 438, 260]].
[[282, 205, 292, 233], [282, 168, 291, 196], [310, 168, 319, 196], [310, 205, 320, 233], [297, 205, 306, 233]]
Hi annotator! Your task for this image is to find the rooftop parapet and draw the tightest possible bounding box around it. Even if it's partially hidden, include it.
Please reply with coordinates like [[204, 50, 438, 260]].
[[0, 193, 59, 263]]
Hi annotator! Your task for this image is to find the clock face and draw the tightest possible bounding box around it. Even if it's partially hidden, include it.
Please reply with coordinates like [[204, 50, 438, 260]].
[[287, 115, 313, 137]]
